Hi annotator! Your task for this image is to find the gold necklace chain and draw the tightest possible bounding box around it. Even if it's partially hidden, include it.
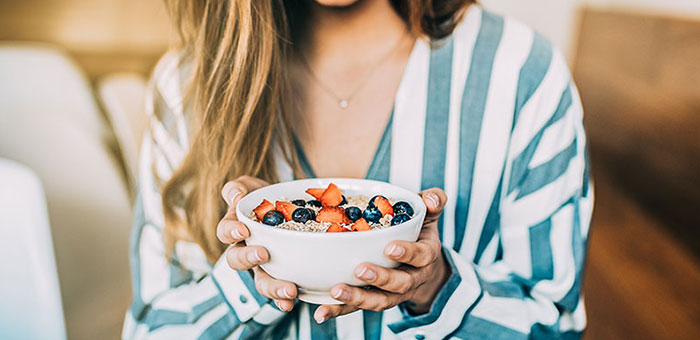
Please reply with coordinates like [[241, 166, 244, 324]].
[[299, 31, 410, 109]]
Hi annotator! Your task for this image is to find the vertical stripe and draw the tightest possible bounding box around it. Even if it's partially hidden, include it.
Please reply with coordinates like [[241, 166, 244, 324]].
[[297, 304, 311, 340], [421, 36, 454, 241], [442, 6, 483, 249], [459, 18, 531, 258], [129, 192, 147, 318], [335, 311, 364, 339], [513, 33, 553, 129], [269, 310, 297, 340], [292, 135, 317, 179], [495, 237, 504, 261], [530, 218, 554, 281], [453, 11, 505, 252], [308, 304, 338, 340], [365, 113, 393, 182], [363, 311, 383, 340], [558, 198, 585, 311], [473, 180, 502, 264], [389, 38, 431, 191]]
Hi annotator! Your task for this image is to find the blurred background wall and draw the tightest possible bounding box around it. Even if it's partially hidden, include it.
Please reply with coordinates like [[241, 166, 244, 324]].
[[482, 0, 700, 61], [0, 0, 698, 339]]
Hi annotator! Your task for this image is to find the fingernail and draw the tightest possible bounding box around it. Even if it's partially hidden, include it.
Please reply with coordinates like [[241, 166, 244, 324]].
[[228, 190, 242, 205], [314, 310, 326, 323], [357, 267, 376, 281], [276, 287, 291, 299], [247, 249, 262, 264], [425, 192, 439, 209], [231, 228, 244, 240], [276, 300, 289, 311], [331, 287, 350, 301], [388, 244, 405, 258]]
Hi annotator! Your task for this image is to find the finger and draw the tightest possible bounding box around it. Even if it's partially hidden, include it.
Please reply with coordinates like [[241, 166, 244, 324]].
[[273, 299, 295, 312], [222, 176, 269, 207], [253, 267, 297, 311], [419, 188, 447, 221], [216, 219, 250, 244], [225, 244, 269, 270], [353, 263, 417, 294], [385, 239, 440, 268], [314, 304, 359, 323], [221, 180, 248, 207], [329, 284, 403, 312]]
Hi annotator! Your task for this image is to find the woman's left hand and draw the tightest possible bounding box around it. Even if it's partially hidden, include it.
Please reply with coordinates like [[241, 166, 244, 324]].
[[314, 188, 450, 323]]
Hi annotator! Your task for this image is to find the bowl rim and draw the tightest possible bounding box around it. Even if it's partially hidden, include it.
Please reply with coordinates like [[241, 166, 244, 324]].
[[235, 177, 427, 239]]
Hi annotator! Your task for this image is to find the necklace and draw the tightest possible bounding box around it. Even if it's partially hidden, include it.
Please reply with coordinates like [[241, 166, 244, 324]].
[[299, 31, 409, 109]]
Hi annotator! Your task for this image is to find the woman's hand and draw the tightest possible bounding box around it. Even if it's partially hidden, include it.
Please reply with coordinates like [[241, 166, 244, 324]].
[[216, 176, 298, 312], [313, 188, 450, 323]]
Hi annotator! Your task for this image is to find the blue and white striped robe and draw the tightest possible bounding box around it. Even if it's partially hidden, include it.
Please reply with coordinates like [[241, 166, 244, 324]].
[[123, 6, 593, 340]]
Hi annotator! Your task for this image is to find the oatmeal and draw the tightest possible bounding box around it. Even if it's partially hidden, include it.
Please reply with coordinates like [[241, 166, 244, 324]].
[[250, 183, 415, 232]]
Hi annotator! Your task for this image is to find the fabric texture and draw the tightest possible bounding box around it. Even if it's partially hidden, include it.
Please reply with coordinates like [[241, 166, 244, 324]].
[[123, 6, 593, 340]]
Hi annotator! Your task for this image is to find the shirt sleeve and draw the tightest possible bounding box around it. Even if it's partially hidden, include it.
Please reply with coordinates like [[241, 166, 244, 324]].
[[122, 53, 289, 339], [387, 52, 593, 340]]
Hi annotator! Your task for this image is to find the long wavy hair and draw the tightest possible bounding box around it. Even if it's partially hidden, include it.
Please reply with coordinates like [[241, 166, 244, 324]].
[[161, 0, 473, 263]]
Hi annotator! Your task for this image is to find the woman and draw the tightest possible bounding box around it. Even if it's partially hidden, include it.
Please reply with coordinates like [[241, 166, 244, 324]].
[[123, 0, 593, 339]]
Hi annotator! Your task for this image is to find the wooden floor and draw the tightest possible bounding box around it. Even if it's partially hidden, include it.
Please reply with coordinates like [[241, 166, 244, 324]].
[[582, 164, 700, 340]]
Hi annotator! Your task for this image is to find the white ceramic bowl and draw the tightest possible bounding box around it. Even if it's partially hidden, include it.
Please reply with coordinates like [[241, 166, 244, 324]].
[[236, 178, 426, 304]]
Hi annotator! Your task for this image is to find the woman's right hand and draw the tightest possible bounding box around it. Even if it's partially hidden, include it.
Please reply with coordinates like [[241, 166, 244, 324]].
[[216, 176, 298, 311]]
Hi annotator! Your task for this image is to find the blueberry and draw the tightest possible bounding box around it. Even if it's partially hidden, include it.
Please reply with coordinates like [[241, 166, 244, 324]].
[[392, 201, 414, 217], [345, 206, 362, 222], [262, 210, 284, 226], [291, 199, 306, 207], [292, 208, 314, 223], [340, 195, 347, 206], [305, 208, 316, 221], [390, 213, 411, 226], [307, 200, 322, 208], [367, 195, 388, 209], [362, 206, 382, 223]]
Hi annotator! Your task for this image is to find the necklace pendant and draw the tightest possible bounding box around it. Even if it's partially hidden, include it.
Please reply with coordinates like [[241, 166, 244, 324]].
[[339, 99, 349, 109]]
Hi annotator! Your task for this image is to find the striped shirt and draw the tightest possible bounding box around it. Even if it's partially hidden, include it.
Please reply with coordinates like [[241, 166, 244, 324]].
[[123, 6, 593, 340]]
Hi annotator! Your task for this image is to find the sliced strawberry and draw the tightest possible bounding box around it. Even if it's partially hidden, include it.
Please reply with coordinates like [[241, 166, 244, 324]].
[[320, 183, 344, 207], [275, 201, 298, 221], [253, 199, 275, 220], [316, 206, 350, 224], [351, 218, 371, 232], [326, 223, 349, 233], [305, 188, 325, 200], [373, 196, 394, 216]]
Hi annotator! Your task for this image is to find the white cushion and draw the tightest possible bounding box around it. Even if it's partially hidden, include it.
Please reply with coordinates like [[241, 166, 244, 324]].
[[0, 158, 66, 340], [0, 44, 132, 339]]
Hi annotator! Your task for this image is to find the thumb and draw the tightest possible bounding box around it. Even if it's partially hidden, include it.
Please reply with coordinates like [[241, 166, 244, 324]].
[[419, 188, 447, 220]]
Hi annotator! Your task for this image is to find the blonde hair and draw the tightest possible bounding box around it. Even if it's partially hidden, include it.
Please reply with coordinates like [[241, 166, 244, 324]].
[[161, 0, 472, 263]]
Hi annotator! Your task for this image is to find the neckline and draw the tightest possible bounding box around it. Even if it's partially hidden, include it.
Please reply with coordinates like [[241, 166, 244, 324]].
[[291, 38, 426, 180], [293, 111, 394, 179]]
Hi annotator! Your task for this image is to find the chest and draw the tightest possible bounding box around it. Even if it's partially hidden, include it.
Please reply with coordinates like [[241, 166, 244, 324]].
[[292, 49, 411, 179]]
